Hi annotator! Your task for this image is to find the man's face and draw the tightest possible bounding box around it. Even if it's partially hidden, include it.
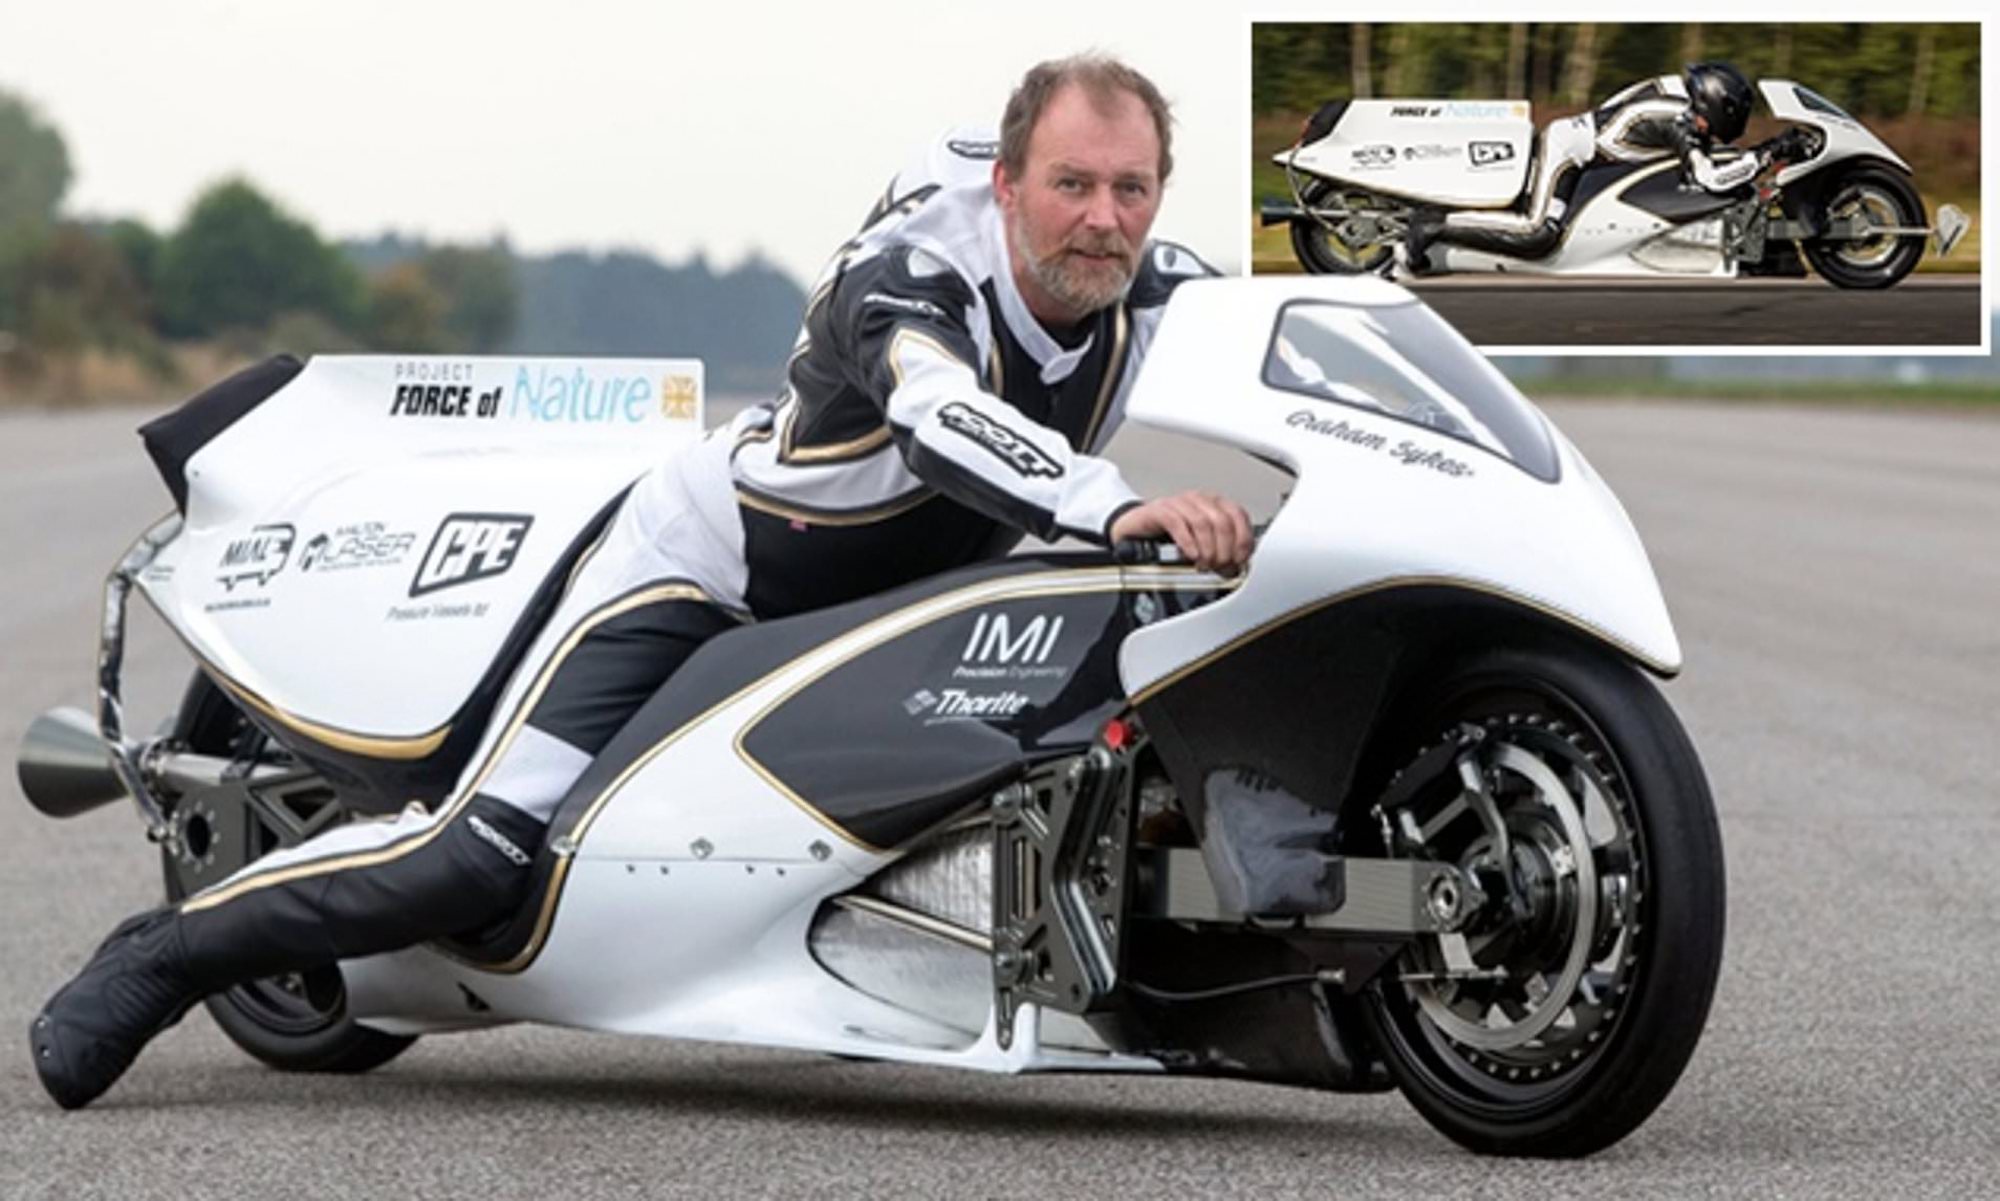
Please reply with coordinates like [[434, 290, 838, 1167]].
[[995, 83, 1163, 326]]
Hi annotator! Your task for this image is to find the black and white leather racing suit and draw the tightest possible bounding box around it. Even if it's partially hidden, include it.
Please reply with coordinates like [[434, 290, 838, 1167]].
[[1422, 74, 1764, 262], [28, 129, 1219, 1109]]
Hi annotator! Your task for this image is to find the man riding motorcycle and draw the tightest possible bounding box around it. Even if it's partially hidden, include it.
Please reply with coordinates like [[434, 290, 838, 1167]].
[[1405, 61, 1803, 270], [29, 53, 1251, 1110]]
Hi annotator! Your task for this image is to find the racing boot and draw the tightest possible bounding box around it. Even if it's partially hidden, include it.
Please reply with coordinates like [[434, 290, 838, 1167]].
[[29, 794, 544, 1109], [1403, 207, 1447, 276], [29, 906, 203, 1110]]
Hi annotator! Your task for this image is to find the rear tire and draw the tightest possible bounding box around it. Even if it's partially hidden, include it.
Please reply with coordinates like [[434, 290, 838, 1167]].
[[161, 673, 418, 1074], [1289, 178, 1396, 275], [1800, 165, 1926, 290], [1351, 644, 1724, 1158]]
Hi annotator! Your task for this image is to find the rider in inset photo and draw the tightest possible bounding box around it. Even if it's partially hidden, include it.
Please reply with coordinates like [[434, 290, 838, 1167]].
[[1405, 62, 1772, 269]]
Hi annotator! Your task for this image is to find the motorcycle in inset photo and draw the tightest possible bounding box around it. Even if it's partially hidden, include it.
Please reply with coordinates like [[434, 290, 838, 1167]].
[[1262, 81, 1970, 288], [21, 278, 1724, 1158]]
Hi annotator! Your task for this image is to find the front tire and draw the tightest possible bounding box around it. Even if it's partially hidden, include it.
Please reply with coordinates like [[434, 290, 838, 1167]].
[[1289, 178, 1397, 275], [1801, 166, 1926, 290], [161, 674, 418, 1074], [1351, 644, 1724, 1158]]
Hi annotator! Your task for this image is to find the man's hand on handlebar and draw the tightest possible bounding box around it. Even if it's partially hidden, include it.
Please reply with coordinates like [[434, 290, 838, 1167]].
[[1110, 491, 1254, 576]]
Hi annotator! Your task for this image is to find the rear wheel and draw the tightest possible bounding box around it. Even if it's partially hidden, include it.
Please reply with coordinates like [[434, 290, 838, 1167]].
[[1351, 644, 1724, 1157], [1289, 178, 1397, 275], [1801, 166, 1926, 289], [161, 674, 418, 1073]]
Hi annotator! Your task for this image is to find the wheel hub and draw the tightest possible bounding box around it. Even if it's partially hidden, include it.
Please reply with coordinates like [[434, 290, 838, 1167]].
[[1831, 186, 1905, 267], [1381, 715, 1642, 1082]]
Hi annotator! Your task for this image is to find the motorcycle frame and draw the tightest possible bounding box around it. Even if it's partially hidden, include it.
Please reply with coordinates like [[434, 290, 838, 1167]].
[[86, 277, 1684, 1079]]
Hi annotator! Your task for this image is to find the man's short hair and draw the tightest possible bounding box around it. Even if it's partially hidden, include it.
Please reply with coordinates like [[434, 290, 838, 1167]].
[[998, 53, 1174, 184]]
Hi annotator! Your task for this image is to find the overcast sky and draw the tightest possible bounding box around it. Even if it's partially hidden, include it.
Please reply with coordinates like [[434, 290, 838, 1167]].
[[8, 2, 1989, 294], [2, 0, 1286, 284]]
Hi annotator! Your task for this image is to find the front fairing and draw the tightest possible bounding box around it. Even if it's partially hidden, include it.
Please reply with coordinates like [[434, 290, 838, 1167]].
[[1760, 79, 1912, 187], [1115, 277, 1680, 699]]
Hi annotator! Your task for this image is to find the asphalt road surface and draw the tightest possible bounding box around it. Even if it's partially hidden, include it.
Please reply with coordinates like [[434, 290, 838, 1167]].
[[1404, 277, 1985, 347], [3, 400, 1997, 1197]]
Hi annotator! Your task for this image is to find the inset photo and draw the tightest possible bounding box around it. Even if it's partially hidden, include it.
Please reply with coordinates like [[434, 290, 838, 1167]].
[[1251, 23, 1983, 348]]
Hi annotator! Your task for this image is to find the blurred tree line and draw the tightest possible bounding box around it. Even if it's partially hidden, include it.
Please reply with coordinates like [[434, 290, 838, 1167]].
[[1254, 23, 1980, 119], [1, 88, 807, 403], [347, 235, 805, 396], [0, 88, 518, 396]]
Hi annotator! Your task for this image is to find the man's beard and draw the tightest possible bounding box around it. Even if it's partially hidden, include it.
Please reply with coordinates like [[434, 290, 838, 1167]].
[[1011, 208, 1138, 319]]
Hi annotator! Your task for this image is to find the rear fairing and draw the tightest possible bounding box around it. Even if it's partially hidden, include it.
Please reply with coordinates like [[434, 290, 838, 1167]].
[[134, 355, 705, 778], [1280, 98, 1534, 209]]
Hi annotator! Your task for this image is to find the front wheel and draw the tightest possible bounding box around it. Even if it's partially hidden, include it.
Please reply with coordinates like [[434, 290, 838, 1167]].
[[161, 674, 418, 1074], [1288, 178, 1397, 275], [1800, 166, 1926, 289], [1351, 644, 1724, 1158]]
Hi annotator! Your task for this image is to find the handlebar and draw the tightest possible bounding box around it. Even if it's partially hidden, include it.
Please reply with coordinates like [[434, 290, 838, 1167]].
[[1112, 539, 1184, 566], [1112, 522, 1271, 568]]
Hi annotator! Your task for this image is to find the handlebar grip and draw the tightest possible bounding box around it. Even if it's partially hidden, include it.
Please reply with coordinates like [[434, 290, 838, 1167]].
[[1112, 539, 1162, 565]]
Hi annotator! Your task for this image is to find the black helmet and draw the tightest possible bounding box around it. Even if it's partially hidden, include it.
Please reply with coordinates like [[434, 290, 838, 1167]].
[[1684, 62, 1753, 143]]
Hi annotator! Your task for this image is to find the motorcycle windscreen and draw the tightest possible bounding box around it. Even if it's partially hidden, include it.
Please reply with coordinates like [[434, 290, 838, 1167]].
[[1261, 300, 1559, 482], [136, 355, 706, 748]]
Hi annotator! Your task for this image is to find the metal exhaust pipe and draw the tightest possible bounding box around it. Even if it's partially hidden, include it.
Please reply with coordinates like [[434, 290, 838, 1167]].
[[1259, 200, 1305, 228], [17, 707, 127, 818]]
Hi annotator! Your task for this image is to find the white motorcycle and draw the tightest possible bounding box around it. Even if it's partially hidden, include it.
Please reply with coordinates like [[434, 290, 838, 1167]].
[[1263, 80, 1969, 288], [20, 277, 1723, 1158]]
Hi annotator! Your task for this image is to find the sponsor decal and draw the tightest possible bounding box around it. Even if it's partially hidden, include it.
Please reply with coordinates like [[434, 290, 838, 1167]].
[[510, 365, 657, 424], [300, 522, 418, 573], [1470, 140, 1517, 168], [216, 523, 295, 591], [1402, 143, 1458, 161], [1349, 143, 1397, 169], [906, 687, 1032, 726], [1444, 101, 1515, 120], [662, 374, 699, 420], [936, 402, 1063, 479], [955, 611, 1067, 681], [391, 362, 500, 418], [390, 383, 502, 418], [384, 600, 493, 623], [1389, 105, 1442, 118], [1285, 410, 1475, 479], [396, 360, 477, 384], [409, 513, 533, 597], [388, 360, 682, 425], [468, 815, 533, 867], [947, 138, 999, 159], [862, 292, 947, 320]]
